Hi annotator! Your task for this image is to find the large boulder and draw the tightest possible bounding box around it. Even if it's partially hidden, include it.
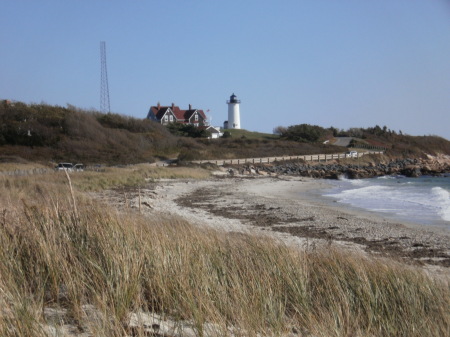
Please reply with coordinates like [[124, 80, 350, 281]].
[[401, 165, 422, 177]]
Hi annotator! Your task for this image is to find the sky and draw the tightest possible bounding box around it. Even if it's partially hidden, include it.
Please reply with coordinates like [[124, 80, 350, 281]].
[[1, 0, 450, 140]]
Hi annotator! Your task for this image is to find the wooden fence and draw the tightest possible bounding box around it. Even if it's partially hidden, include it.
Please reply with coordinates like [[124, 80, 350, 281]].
[[192, 151, 384, 166]]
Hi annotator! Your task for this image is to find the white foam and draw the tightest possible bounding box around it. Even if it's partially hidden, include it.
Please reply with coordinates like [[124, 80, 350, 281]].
[[377, 175, 396, 180], [431, 187, 450, 221], [327, 185, 388, 199], [376, 175, 406, 180], [338, 176, 366, 186], [325, 179, 450, 226]]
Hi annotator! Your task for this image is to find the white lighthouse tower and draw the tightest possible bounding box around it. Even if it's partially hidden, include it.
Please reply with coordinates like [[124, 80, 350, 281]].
[[226, 93, 241, 129]]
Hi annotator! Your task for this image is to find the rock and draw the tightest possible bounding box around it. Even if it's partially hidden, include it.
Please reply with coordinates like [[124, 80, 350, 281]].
[[323, 171, 340, 180], [248, 157, 449, 179], [401, 165, 422, 177]]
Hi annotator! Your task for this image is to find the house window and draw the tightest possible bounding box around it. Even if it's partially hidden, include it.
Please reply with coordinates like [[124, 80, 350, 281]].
[[194, 123, 199, 127], [164, 115, 168, 121], [170, 115, 173, 122], [195, 114, 198, 121]]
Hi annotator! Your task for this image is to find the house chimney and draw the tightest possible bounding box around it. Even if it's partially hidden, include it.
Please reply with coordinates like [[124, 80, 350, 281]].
[[171, 103, 175, 109], [189, 104, 192, 110], [157, 102, 160, 109]]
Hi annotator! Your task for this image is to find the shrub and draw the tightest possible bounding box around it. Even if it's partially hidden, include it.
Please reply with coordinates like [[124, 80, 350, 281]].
[[0, 102, 179, 164], [280, 124, 328, 142], [166, 123, 211, 138]]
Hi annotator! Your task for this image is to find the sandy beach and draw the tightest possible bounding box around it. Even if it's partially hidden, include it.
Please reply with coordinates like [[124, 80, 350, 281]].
[[95, 173, 450, 277]]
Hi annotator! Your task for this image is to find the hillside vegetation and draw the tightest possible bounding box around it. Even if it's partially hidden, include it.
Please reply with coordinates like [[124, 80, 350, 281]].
[[1, 100, 450, 165], [0, 101, 179, 164], [337, 125, 450, 158], [276, 124, 450, 158]]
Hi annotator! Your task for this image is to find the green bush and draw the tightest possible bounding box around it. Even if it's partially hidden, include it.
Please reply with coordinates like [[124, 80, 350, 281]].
[[281, 124, 328, 142], [166, 123, 211, 138]]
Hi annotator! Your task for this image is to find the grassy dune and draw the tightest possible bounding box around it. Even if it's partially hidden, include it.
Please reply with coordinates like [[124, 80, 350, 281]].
[[0, 163, 212, 191], [69, 164, 211, 192], [0, 169, 449, 336]]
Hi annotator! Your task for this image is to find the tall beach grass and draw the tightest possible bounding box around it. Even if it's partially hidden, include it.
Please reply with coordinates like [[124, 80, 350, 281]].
[[0, 169, 448, 336]]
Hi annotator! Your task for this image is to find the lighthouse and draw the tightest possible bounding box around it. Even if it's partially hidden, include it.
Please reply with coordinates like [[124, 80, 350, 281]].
[[226, 93, 241, 129]]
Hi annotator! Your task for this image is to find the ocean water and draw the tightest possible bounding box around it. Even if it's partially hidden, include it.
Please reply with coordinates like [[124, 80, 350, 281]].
[[323, 174, 450, 230]]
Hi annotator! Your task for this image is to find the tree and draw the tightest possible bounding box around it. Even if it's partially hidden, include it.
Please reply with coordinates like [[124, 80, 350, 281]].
[[273, 126, 287, 135], [281, 124, 327, 142], [166, 123, 210, 138], [221, 131, 231, 138], [328, 126, 339, 137]]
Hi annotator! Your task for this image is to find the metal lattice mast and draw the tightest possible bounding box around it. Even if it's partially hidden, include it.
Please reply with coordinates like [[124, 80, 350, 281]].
[[100, 41, 110, 113]]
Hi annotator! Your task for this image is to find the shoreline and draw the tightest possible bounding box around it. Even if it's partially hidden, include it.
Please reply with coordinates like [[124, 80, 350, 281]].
[[94, 174, 450, 277], [300, 178, 450, 235]]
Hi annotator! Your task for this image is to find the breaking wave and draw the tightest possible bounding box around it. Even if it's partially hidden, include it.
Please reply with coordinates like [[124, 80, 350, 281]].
[[324, 176, 450, 228]]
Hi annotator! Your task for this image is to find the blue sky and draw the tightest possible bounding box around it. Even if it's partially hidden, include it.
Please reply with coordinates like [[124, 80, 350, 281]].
[[1, 0, 450, 140]]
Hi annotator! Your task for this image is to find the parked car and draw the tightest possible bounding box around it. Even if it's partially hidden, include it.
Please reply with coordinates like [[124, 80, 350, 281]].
[[74, 163, 85, 172], [55, 163, 73, 171], [346, 151, 358, 158]]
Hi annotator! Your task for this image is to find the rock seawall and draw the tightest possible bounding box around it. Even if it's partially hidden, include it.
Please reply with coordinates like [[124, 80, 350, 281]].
[[231, 157, 450, 179]]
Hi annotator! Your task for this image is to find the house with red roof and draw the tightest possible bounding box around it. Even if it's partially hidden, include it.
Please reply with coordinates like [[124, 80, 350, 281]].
[[147, 103, 208, 127]]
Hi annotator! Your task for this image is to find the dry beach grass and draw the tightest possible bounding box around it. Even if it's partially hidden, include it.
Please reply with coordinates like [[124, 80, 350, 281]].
[[0, 165, 449, 336]]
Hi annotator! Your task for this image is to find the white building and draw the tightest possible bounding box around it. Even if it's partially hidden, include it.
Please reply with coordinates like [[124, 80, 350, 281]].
[[205, 126, 223, 139], [224, 93, 241, 129]]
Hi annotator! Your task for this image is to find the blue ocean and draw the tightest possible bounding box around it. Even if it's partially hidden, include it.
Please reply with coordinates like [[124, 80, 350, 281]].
[[324, 175, 450, 230]]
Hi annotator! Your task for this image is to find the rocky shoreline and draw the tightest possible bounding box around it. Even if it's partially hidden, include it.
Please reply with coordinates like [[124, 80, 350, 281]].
[[227, 156, 450, 179]]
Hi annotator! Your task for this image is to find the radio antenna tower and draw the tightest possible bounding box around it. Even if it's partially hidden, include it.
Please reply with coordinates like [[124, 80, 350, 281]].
[[100, 41, 111, 113]]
